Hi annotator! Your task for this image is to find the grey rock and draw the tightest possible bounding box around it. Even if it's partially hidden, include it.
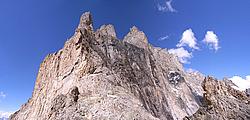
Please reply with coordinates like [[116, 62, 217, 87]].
[[96, 24, 117, 38], [77, 12, 93, 32], [123, 26, 148, 49], [10, 12, 200, 120], [246, 88, 250, 97], [185, 76, 250, 120], [185, 70, 205, 106]]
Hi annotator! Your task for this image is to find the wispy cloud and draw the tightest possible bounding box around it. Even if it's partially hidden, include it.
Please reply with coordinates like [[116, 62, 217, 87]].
[[203, 31, 220, 51], [177, 29, 199, 50], [0, 92, 6, 99], [158, 35, 169, 41], [157, 0, 177, 13], [168, 47, 192, 64], [186, 68, 199, 73], [0, 111, 13, 118]]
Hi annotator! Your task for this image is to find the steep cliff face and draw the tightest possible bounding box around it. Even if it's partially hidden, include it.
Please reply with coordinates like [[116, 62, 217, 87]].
[[185, 77, 250, 120], [185, 70, 205, 106], [10, 12, 200, 120]]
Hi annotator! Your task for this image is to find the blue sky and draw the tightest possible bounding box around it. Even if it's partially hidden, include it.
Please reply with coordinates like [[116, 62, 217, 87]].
[[0, 0, 250, 113]]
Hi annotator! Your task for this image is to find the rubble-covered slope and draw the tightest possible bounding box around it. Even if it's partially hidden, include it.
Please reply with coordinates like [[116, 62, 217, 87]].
[[185, 77, 250, 120], [10, 12, 200, 120]]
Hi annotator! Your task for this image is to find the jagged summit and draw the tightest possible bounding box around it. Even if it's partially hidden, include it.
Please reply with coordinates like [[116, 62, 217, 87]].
[[77, 12, 93, 31], [77, 12, 147, 49], [96, 24, 117, 38], [11, 12, 200, 120], [124, 26, 149, 49], [10, 12, 250, 120]]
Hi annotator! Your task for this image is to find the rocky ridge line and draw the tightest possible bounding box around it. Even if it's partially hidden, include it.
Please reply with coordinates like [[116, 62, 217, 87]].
[[10, 12, 201, 120], [185, 76, 250, 120]]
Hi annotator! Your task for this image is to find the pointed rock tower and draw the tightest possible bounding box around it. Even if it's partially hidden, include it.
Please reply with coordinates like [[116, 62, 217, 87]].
[[10, 12, 200, 120]]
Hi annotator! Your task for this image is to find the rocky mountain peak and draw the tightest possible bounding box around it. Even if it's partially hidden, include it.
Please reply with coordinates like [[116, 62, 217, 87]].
[[130, 26, 140, 33], [95, 24, 117, 38], [10, 12, 201, 120], [77, 12, 93, 31], [123, 26, 148, 49], [10, 12, 250, 120]]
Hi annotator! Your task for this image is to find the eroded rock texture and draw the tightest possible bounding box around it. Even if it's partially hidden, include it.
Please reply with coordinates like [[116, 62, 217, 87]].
[[10, 12, 200, 120], [185, 77, 250, 120], [185, 70, 205, 106]]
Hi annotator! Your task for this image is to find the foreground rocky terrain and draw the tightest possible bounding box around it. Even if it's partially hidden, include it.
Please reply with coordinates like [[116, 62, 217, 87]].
[[185, 77, 250, 120], [10, 12, 250, 120]]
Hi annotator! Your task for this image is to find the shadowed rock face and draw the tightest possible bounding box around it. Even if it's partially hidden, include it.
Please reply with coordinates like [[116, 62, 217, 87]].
[[185, 77, 250, 120], [10, 12, 200, 120], [246, 88, 250, 97]]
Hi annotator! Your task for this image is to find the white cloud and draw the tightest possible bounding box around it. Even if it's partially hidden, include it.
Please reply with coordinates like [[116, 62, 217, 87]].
[[0, 92, 6, 99], [158, 35, 169, 41], [203, 31, 220, 51], [177, 29, 199, 50], [186, 68, 199, 73], [166, 29, 219, 64], [0, 111, 13, 118], [157, 0, 177, 13], [229, 75, 250, 91], [168, 47, 192, 64]]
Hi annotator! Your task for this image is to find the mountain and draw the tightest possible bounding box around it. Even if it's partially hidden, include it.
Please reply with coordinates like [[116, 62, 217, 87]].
[[10, 12, 250, 120], [10, 12, 200, 120], [185, 77, 250, 120]]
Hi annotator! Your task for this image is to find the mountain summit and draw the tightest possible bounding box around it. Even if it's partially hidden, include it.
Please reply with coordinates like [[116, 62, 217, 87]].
[[10, 12, 250, 120]]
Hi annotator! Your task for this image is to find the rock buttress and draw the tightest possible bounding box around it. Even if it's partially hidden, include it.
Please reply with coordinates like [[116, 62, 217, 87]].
[[11, 12, 200, 120]]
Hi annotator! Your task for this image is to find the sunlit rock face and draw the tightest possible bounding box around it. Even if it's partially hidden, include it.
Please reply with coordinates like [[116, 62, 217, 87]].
[[10, 12, 201, 120], [185, 77, 250, 120]]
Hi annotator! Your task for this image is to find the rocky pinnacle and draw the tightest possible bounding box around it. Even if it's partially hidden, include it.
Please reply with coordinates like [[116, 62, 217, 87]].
[[10, 12, 249, 120]]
